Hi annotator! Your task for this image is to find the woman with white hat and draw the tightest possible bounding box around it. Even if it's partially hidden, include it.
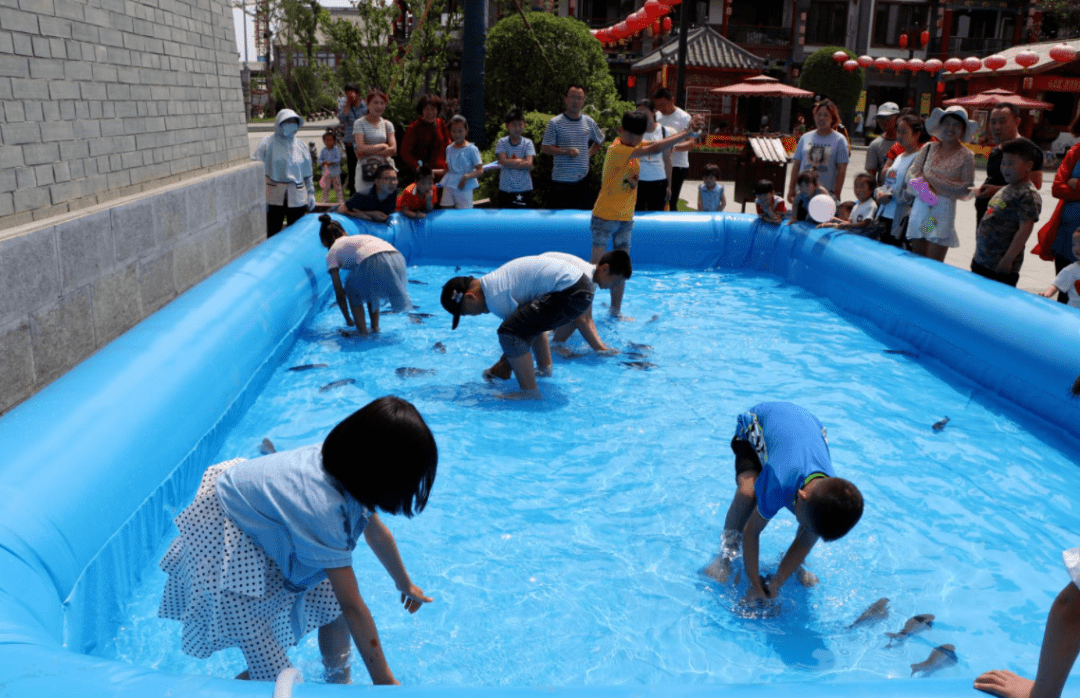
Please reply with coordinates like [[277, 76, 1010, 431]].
[[904, 106, 976, 262]]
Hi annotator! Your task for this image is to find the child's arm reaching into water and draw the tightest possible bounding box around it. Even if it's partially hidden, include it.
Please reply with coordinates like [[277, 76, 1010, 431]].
[[364, 513, 433, 613], [325, 565, 398, 685]]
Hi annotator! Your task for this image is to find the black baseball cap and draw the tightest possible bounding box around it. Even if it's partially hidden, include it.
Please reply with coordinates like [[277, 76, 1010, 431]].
[[440, 276, 474, 330]]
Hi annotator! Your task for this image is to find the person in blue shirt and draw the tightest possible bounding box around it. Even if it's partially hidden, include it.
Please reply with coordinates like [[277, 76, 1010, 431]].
[[704, 402, 863, 602], [158, 396, 437, 685]]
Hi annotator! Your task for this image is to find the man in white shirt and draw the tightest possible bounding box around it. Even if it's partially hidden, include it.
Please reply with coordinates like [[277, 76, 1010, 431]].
[[440, 256, 595, 394], [653, 88, 693, 209]]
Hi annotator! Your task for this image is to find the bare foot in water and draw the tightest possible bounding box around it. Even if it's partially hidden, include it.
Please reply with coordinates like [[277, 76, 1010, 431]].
[[797, 566, 819, 587], [974, 670, 1034, 698], [702, 556, 732, 583]]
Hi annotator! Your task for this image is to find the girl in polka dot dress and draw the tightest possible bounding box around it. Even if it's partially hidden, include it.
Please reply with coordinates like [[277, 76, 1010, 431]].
[[158, 396, 437, 685]]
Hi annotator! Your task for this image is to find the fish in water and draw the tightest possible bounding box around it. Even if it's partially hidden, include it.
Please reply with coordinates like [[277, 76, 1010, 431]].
[[646, 314, 660, 324], [259, 438, 276, 454], [396, 367, 436, 378], [620, 361, 657, 370], [627, 341, 652, 352], [932, 417, 950, 432], [288, 363, 328, 372], [455, 266, 461, 272], [432, 342, 447, 354], [884, 349, 918, 357], [848, 598, 889, 629], [410, 315, 424, 324], [407, 279, 428, 285], [624, 351, 647, 360], [911, 644, 957, 677], [319, 378, 356, 392], [885, 614, 934, 647]]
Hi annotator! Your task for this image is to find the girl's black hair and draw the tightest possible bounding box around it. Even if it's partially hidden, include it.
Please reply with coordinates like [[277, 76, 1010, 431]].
[[318, 214, 346, 249], [322, 396, 438, 517]]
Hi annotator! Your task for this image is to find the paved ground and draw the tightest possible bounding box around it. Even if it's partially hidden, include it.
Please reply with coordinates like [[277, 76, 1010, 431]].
[[249, 124, 1059, 295]]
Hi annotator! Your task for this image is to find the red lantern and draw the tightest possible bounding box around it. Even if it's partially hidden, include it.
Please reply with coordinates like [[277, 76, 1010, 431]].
[[627, 11, 649, 32], [627, 75, 637, 88], [898, 33, 908, 49], [612, 21, 629, 38], [832, 50, 848, 63], [891, 57, 907, 72], [943, 57, 963, 73], [644, 0, 663, 19], [983, 55, 1006, 72], [920, 30, 929, 47], [648, 20, 659, 37], [874, 57, 890, 71], [658, 0, 680, 6], [1049, 42, 1078, 64], [594, 29, 608, 42], [1015, 49, 1038, 70], [857, 55, 873, 68], [961, 56, 982, 72], [662, 16, 672, 33], [924, 58, 943, 74], [843, 59, 858, 72], [936, 81, 945, 93], [906, 58, 924, 72]]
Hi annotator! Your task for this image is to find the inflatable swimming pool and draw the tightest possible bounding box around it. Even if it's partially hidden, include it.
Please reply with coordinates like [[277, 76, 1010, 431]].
[[0, 210, 1078, 697]]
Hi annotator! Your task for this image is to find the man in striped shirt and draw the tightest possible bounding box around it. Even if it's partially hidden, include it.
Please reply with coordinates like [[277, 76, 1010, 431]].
[[541, 84, 605, 210]]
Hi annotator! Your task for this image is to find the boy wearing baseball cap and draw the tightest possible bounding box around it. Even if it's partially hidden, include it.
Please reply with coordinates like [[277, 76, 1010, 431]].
[[441, 255, 594, 394]]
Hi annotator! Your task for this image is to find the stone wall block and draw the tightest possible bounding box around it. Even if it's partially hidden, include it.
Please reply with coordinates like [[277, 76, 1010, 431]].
[[110, 197, 155, 263], [91, 262, 140, 344], [0, 320, 35, 413], [0, 225, 59, 326], [184, 178, 216, 231], [137, 249, 175, 314], [202, 219, 229, 272], [29, 286, 95, 386], [55, 208, 113, 291], [172, 232, 205, 293], [153, 185, 187, 243]]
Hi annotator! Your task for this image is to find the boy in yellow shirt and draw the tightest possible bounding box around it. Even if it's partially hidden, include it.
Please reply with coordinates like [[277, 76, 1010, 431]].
[[591, 109, 703, 317]]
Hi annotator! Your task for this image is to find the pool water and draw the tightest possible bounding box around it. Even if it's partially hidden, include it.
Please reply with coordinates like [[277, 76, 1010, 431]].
[[101, 264, 1080, 686]]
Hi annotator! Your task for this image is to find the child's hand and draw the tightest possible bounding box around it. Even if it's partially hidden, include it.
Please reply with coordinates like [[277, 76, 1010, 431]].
[[457, 178, 467, 190], [399, 584, 433, 613]]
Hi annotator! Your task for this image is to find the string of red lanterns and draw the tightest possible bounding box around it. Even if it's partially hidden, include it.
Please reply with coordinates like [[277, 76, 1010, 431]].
[[591, 0, 679, 46]]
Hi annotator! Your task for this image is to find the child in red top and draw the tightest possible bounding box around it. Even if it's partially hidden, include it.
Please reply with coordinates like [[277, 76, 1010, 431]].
[[397, 165, 438, 220], [754, 179, 787, 223]]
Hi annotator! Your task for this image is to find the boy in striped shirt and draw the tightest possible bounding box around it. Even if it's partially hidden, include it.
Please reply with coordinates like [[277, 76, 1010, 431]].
[[495, 109, 536, 208]]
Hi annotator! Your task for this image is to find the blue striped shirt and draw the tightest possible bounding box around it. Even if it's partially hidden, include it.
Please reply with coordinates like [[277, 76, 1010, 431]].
[[541, 113, 604, 183], [495, 135, 536, 193]]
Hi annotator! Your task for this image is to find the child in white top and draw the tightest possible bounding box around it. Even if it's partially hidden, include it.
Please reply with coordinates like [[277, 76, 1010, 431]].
[[319, 130, 345, 203], [1043, 228, 1080, 308], [819, 173, 877, 231], [697, 163, 727, 212], [441, 115, 483, 209], [158, 396, 437, 685]]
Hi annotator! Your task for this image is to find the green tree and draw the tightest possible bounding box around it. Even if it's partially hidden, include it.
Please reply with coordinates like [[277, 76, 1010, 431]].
[[1039, 0, 1080, 40], [485, 11, 629, 140], [798, 46, 863, 113], [323, 0, 460, 128]]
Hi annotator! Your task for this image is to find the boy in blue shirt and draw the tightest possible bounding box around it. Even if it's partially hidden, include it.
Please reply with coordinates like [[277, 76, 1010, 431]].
[[705, 402, 863, 601]]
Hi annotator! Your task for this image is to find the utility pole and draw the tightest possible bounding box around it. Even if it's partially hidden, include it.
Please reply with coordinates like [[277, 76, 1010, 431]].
[[462, 0, 487, 147], [675, 0, 690, 109]]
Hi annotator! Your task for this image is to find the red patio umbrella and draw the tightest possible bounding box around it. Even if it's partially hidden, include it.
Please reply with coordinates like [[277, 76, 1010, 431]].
[[709, 75, 815, 98], [943, 88, 1053, 110]]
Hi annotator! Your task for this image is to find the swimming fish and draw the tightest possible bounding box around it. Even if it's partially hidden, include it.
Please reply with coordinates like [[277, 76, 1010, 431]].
[[396, 367, 436, 378], [407, 279, 428, 285], [883, 349, 918, 358], [432, 342, 447, 354], [932, 417, 950, 432], [259, 438, 276, 454], [910, 644, 957, 677], [455, 266, 461, 271], [620, 361, 657, 370], [646, 314, 660, 324], [288, 363, 328, 372], [848, 598, 889, 629], [319, 378, 356, 392], [409, 312, 434, 318], [624, 351, 647, 359], [409, 315, 424, 324], [627, 341, 653, 351], [885, 614, 934, 647]]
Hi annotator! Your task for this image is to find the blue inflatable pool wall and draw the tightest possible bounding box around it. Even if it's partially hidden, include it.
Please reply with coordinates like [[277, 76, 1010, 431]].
[[0, 210, 1077, 697]]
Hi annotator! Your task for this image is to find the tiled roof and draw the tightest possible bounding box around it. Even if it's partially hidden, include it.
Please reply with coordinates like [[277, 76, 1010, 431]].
[[944, 37, 1080, 78], [632, 25, 765, 72]]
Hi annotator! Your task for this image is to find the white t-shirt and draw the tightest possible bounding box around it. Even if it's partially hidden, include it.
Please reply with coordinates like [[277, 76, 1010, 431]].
[[637, 124, 668, 181], [656, 107, 691, 168], [878, 150, 917, 220], [540, 251, 595, 290], [480, 255, 584, 319], [850, 197, 877, 225], [325, 234, 397, 271], [1052, 263, 1080, 308]]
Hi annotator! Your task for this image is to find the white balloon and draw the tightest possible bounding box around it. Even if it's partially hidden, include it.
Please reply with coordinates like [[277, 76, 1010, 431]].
[[807, 194, 837, 223]]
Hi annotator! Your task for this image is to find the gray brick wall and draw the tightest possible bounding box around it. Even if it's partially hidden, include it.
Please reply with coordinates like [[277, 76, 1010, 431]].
[[0, 0, 249, 230], [0, 162, 266, 414]]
